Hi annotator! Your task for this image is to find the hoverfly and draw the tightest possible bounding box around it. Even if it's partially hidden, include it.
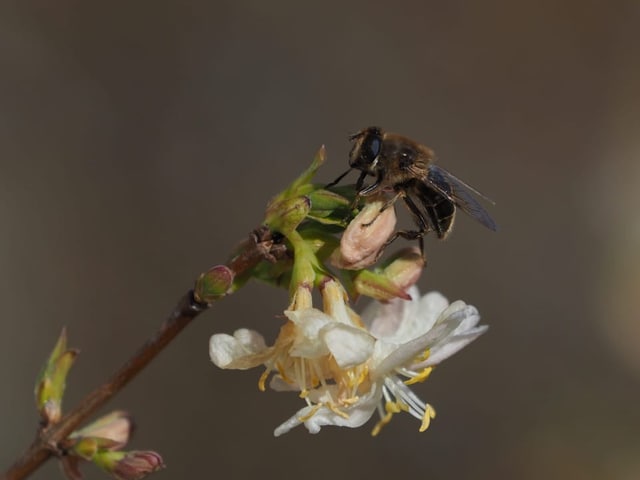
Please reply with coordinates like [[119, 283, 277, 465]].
[[328, 126, 497, 254]]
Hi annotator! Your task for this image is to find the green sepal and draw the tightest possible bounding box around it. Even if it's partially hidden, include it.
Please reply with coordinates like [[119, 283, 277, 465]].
[[282, 146, 326, 197], [297, 224, 340, 261], [351, 269, 412, 302], [93, 450, 126, 471]]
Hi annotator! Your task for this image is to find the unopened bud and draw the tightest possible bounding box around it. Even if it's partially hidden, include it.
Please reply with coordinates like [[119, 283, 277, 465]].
[[68, 437, 100, 461], [352, 269, 411, 302], [194, 265, 234, 304], [332, 199, 396, 270], [68, 411, 133, 455], [265, 195, 311, 236], [34, 328, 78, 425], [94, 450, 164, 480], [380, 247, 425, 292], [352, 247, 425, 302], [307, 188, 351, 225]]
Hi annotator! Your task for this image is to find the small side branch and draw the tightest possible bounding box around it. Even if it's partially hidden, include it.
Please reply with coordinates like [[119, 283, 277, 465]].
[[2, 227, 285, 480]]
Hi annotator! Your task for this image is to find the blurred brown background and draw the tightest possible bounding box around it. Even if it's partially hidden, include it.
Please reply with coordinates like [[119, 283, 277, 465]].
[[2, 1, 640, 479]]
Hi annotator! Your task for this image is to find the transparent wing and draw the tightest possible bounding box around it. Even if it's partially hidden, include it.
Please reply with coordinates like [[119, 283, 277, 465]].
[[426, 164, 497, 232]]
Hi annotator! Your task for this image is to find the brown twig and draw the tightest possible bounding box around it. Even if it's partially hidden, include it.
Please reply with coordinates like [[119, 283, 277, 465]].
[[2, 227, 284, 480]]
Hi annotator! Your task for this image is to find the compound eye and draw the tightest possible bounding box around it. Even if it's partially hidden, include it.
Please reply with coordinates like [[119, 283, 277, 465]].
[[362, 136, 381, 161]]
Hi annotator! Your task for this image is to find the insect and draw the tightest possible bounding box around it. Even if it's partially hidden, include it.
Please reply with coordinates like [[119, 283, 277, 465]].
[[328, 126, 497, 254]]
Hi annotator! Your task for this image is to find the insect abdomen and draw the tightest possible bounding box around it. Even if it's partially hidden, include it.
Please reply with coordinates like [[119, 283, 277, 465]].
[[416, 183, 456, 239]]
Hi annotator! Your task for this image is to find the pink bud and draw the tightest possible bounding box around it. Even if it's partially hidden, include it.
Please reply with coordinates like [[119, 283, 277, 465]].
[[113, 451, 164, 480], [69, 411, 133, 452], [332, 199, 396, 270], [94, 450, 164, 480], [194, 265, 234, 304], [382, 247, 425, 292]]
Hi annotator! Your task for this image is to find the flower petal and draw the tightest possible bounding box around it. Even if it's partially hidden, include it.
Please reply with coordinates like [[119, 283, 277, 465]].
[[371, 320, 461, 377], [417, 325, 488, 367], [320, 323, 374, 368], [361, 285, 419, 337], [273, 386, 381, 436], [415, 291, 450, 329], [284, 308, 333, 358], [209, 329, 269, 369], [363, 289, 451, 344]]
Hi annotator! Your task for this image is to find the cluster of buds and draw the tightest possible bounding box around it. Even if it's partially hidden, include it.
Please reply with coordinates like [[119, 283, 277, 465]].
[[34, 331, 164, 480], [248, 147, 425, 300], [209, 147, 488, 436]]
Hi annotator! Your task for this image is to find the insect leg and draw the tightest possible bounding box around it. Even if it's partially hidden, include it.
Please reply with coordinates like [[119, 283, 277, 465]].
[[379, 191, 403, 213], [361, 191, 402, 228], [347, 171, 380, 214], [326, 168, 353, 188], [395, 194, 432, 257], [355, 171, 368, 191], [358, 172, 382, 196]]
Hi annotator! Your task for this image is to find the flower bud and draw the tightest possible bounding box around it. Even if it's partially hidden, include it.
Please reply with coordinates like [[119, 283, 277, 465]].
[[307, 188, 351, 225], [194, 265, 234, 304], [34, 328, 78, 425], [351, 247, 425, 302], [68, 410, 133, 454], [331, 198, 396, 270], [265, 195, 311, 236], [93, 450, 164, 480], [68, 437, 100, 461], [380, 246, 425, 292], [352, 269, 411, 302]]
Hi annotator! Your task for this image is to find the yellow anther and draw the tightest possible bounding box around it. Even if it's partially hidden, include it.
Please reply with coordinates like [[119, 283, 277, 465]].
[[385, 401, 402, 414], [328, 403, 349, 419], [356, 365, 369, 385], [341, 395, 360, 406], [344, 365, 368, 390], [419, 404, 436, 432], [404, 367, 433, 385], [415, 348, 431, 363], [258, 369, 270, 392], [299, 389, 309, 399], [371, 411, 394, 437]]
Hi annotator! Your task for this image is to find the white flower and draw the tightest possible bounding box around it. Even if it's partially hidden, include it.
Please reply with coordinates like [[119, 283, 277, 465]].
[[209, 282, 487, 436], [272, 286, 487, 436], [361, 286, 488, 435], [210, 280, 373, 396]]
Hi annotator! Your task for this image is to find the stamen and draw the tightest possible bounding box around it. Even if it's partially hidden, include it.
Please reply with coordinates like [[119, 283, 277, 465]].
[[328, 403, 349, 419], [298, 404, 322, 422], [276, 362, 293, 384], [258, 369, 271, 392], [386, 376, 427, 420], [416, 348, 431, 363], [419, 404, 436, 432], [385, 401, 403, 414], [404, 367, 433, 385], [371, 407, 395, 437], [341, 396, 360, 406]]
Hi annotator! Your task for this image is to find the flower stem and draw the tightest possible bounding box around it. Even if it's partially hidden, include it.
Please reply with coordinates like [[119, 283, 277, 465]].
[[1, 226, 284, 480]]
